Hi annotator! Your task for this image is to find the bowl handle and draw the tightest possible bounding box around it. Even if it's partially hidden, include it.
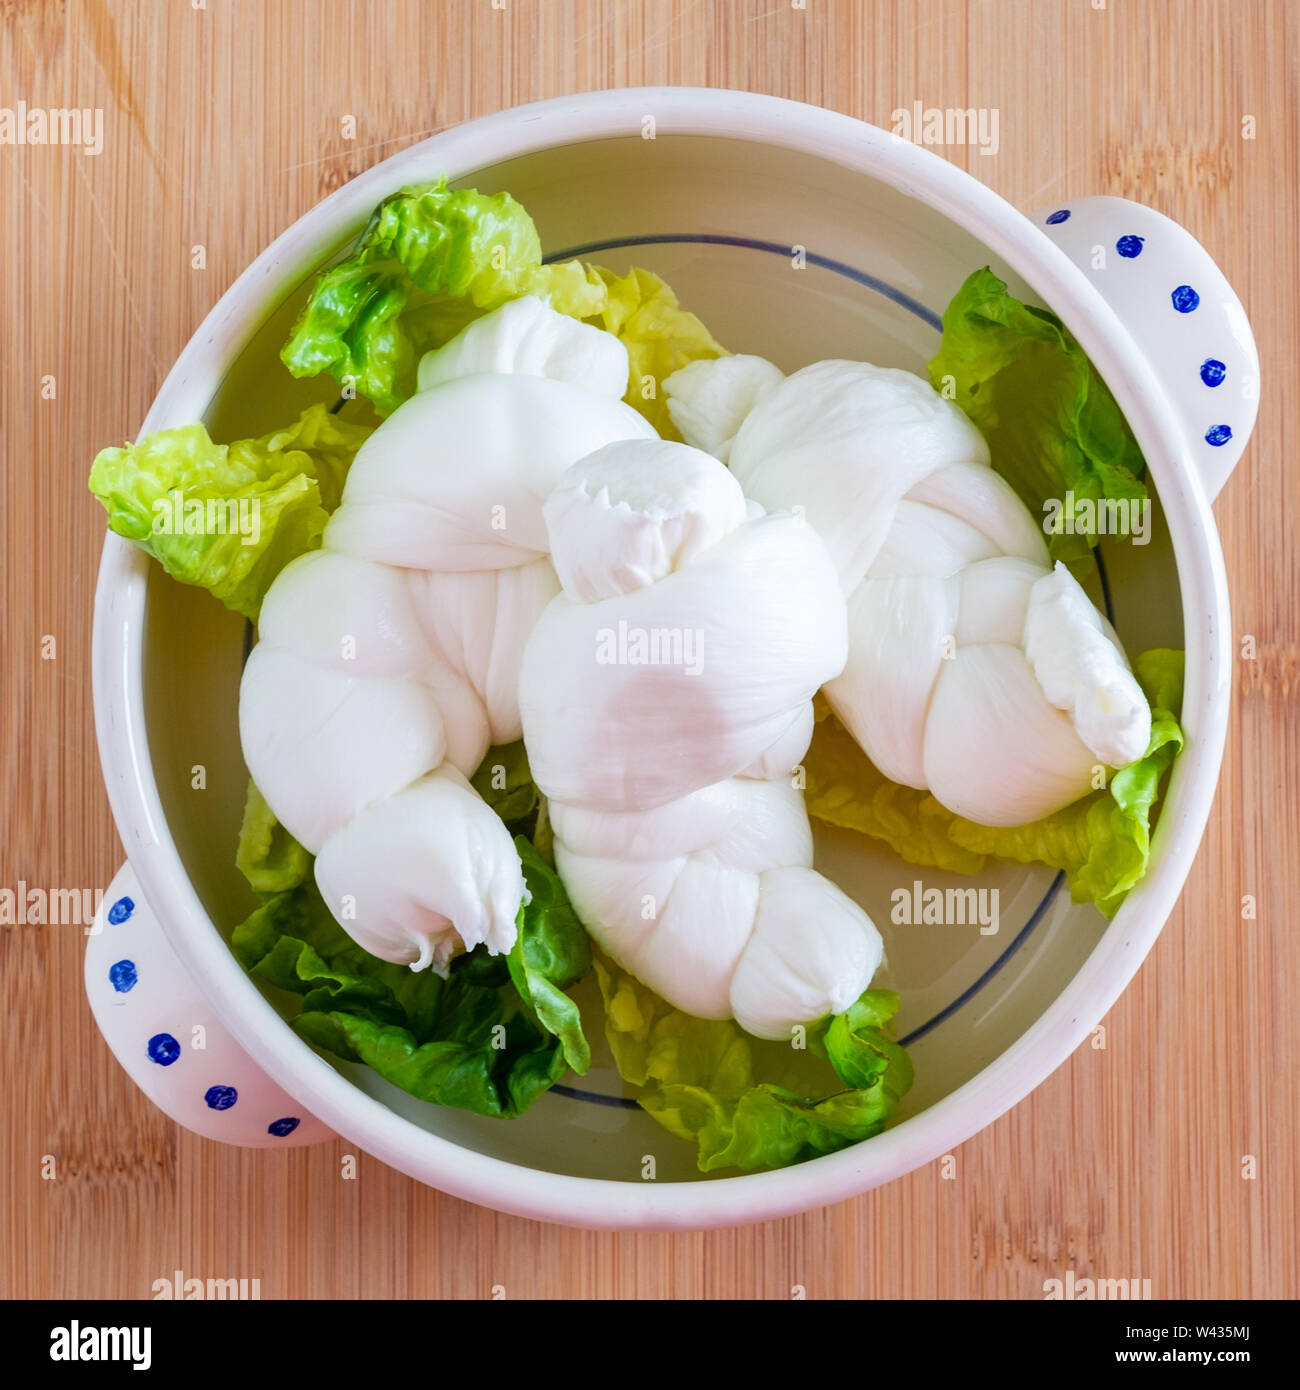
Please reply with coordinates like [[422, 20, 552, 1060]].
[[1032, 195, 1259, 501], [85, 864, 333, 1147]]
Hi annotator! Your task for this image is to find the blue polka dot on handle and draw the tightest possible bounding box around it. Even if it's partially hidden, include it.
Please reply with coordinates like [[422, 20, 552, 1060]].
[[108, 959, 137, 993], [1205, 424, 1233, 446], [1171, 284, 1200, 313], [1200, 358, 1226, 387], [268, 1117, 301, 1138], [147, 1032, 181, 1066], [107, 896, 134, 925], [1116, 235, 1144, 258], [1046, 209, 1071, 225]]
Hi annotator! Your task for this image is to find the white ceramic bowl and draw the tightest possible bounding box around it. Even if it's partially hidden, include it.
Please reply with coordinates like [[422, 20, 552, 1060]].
[[88, 89, 1256, 1228]]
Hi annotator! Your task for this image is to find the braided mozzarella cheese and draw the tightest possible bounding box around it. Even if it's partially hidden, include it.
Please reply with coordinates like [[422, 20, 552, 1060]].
[[665, 357, 1151, 827], [518, 441, 883, 1039], [239, 297, 656, 971]]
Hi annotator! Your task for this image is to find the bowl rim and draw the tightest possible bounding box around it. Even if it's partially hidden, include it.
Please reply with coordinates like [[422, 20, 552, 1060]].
[[92, 86, 1232, 1230]]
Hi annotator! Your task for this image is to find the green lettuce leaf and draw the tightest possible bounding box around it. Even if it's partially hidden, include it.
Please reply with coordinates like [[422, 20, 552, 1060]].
[[280, 177, 728, 428], [928, 267, 1148, 565], [230, 829, 591, 1119], [805, 649, 1185, 918], [581, 266, 726, 437], [280, 178, 606, 415], [595, 952, 911, 1172], [235, 780, 312, 895], [469, 740, 540, 831], [507, 837, 591, 1074], [88, 403, 371, 620], [232, 878, 444, 1035]]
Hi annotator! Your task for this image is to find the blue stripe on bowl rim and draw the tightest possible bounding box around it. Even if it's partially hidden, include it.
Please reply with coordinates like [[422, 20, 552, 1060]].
[[545, 232, 945, 332]]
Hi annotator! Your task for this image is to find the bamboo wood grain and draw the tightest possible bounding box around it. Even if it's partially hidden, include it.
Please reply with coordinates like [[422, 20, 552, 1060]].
[[1, 0, 1295, 1299]]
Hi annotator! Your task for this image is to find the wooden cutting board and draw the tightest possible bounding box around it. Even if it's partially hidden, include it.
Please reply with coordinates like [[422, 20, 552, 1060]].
[[2, 0, 1295, 1299]]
